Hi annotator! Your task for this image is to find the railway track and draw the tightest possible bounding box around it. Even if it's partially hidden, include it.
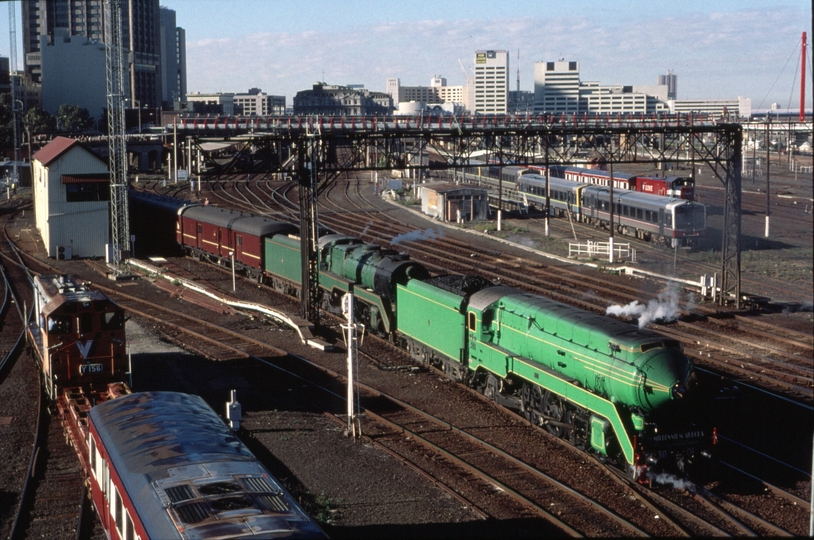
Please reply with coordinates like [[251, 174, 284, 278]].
[[1, 210, 97, 540], [121, 254, 812, 536], [0, 211, 40, 540]]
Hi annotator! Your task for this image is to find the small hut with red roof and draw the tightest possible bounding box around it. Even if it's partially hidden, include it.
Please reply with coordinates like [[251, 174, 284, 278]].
[[32, 137, 111, 259]]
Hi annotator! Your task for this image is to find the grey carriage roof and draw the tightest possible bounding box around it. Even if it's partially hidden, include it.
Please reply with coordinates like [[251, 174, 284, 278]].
[[88, 392, 325, 539], [181, 205, 298, 237]]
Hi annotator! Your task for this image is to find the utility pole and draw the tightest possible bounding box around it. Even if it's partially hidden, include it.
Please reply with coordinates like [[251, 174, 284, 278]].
[[609, 159, 615, 263], [544, 135, 550, 237], [342, 293, 361, 439], [765, 116, 771, 239]]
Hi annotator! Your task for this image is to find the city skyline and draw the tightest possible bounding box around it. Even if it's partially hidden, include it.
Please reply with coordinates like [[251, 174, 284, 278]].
[[2, 0, 812, 111]]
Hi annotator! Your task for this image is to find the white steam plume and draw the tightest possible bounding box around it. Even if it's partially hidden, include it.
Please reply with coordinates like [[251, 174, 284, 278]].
[[606, 283, 684, 329], [390, 228, 441, 246]]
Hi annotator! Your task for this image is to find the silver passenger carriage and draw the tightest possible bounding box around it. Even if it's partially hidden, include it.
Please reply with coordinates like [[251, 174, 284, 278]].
[[87, 392, 327, 539]]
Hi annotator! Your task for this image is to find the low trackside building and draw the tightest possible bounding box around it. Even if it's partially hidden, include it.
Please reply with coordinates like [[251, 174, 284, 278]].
[[32, 137, 111, 259], [420, 183, 489, 222]]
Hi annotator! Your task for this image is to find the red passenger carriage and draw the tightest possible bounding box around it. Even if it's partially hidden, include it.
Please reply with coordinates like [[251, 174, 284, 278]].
[[177, 205, 298, 279]]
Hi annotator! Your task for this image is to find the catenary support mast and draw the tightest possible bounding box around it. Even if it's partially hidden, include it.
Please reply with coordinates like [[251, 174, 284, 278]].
[[104, 0, 131, 267]]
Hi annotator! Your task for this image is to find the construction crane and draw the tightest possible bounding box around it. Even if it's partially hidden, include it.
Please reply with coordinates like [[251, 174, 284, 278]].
[[458, 58, 473, 87], [103, 0, 130, 269]]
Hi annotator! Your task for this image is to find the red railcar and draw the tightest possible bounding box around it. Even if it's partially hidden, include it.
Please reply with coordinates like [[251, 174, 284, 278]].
[[86, 392, 327, 539], [633, 175, 695, 201], [177, 205, 297, 279]]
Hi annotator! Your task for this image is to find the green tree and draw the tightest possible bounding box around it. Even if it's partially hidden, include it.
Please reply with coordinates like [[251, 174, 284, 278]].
[[24, 107, 57, 135], [0, 93, 14, 150], [55, 104, 95, 133]]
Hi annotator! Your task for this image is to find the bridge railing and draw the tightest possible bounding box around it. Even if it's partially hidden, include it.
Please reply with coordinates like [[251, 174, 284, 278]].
[[167, 112, 726, 134]]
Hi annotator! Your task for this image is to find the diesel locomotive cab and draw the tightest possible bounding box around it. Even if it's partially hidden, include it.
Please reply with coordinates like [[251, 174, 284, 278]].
[[29, 275, 128, 400]]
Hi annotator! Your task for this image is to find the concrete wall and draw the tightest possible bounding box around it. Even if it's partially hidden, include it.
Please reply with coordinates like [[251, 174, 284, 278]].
[[40, 32, 113, 122]]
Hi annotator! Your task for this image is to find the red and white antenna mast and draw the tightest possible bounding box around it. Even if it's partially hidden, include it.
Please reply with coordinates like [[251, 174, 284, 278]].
[[800, 31, 807, 122]]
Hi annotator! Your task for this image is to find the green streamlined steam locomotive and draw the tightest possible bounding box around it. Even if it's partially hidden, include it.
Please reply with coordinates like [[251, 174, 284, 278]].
[[167, 200, 715, 481]]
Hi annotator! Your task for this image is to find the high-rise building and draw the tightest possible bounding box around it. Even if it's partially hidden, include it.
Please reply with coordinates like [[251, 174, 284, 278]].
[[22, 0, 162, 108], [658, 70, 677, 100], [0, 57, 9, 95], [159, 7, 187, 109], [41, 30, 109, 119], [534, 60, 581, 113], [534, 60, 671, 115], [473, 50, 508, 114]]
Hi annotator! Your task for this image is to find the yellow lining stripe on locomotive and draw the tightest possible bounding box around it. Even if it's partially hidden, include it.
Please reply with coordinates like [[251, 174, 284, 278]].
[[398, 285, 463, 313], [495, 313, 672, 394], [471, 308, 670, 393], [468, 337, 634, 464], [471, 310, 650, 393]]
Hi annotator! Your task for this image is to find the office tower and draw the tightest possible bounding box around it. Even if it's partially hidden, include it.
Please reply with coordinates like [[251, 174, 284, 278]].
[[534, 60, 581, 113], [658, 70, 677, 100], [473, 50, 508, 114], [160, 6, 186, 109]]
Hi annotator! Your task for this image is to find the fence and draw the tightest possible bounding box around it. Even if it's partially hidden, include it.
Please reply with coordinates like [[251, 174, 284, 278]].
[[568, 241, 636, 262]]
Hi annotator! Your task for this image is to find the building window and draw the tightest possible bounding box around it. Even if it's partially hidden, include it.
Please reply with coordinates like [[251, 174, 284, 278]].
[[65, 182, 110, 202]]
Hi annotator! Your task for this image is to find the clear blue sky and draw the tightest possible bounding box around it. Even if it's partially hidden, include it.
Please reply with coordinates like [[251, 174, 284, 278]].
[[2, 0, 812, 110]]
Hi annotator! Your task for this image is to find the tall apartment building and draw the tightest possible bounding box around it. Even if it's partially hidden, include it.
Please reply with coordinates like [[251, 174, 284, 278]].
[[658, 70, 677, 100], [159, 7, 186, 109], [472, 50, 508, 114], [22, 0, 162, 108]]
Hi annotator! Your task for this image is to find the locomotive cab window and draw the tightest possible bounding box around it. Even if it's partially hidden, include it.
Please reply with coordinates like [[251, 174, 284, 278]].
[[467, 312, 477, 332], [48, 315, 72, 334], [80, 312, 94, 333], [102, 310, 124, 331]]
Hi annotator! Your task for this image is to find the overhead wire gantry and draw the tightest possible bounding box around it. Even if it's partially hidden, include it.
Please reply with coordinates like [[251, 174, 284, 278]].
[[181, 116, 745, 318]]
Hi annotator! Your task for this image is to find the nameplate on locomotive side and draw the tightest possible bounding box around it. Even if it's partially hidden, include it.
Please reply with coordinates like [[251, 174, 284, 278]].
[[79, 363, 104, 375]]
